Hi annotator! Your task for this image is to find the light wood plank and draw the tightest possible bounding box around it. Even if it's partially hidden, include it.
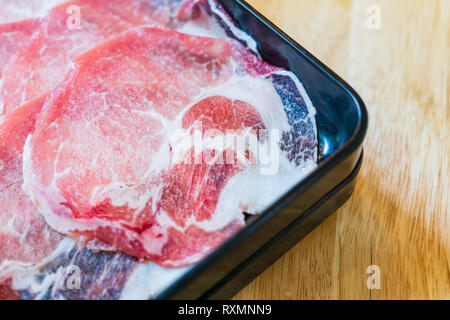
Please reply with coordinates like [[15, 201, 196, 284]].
[[234, 0, 449, 300]]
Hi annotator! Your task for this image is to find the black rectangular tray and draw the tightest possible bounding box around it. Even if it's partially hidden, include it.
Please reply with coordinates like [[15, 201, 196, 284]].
[[155, 0, 368, 299]]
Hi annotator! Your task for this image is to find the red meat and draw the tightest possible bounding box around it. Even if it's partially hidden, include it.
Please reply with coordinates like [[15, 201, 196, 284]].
[[0, 0, 176, 114], [0, 97, 63, 267], [23, 27, 277, 267], [0, 19, 39, 78]]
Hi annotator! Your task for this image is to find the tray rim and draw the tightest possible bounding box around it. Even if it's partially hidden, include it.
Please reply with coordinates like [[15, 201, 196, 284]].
[[202, 151, 365, 299]]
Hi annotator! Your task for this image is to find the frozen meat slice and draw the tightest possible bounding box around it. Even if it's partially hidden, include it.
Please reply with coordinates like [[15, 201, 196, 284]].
[[0, 0, 178, 115], [0, 0, 67, 24], [23, 27, 281, 266], [0, 19, 39, 78], [0, 96, 63, 267]]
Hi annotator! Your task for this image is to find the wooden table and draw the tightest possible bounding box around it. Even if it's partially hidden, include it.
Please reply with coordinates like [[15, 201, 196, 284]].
[[234, 0, 449, 300]]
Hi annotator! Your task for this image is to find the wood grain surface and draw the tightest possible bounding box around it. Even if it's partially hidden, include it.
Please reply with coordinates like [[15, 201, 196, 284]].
[[234, 0, 449, 300]]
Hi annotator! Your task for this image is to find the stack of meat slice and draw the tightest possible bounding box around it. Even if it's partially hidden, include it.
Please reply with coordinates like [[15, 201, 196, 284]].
[[23, 26, 282, 267], [0, 0, 181, 115], [0, 0, 318, 299], [0, 0, 188, 300], [0, 98, 139, 300], [0, 0, 67, 24]]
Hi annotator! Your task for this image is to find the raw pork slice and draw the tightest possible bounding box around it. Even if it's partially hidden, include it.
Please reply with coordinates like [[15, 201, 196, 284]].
[[0, 97, 138, 300], [0, 0, 178, 115], [156, 96, 266, 265], [271, 73, 318, 164], [0, 0, 67, 24], [0, 19, 39, 78], [6, 241, 138, 300], [1, 239, 140, 300], [177, 0, 202, 19], [0, 97, 63, 268], [0, 279, 20, 300], [23, 26, 281, 267]]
